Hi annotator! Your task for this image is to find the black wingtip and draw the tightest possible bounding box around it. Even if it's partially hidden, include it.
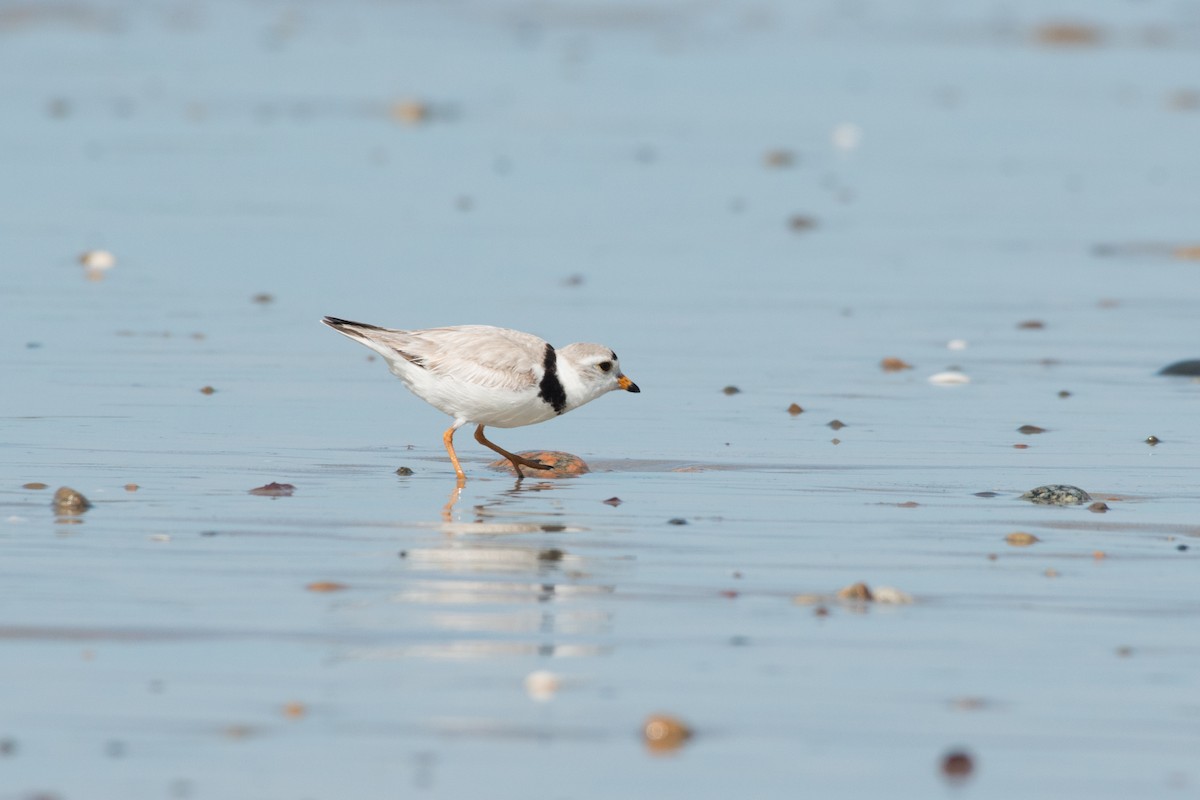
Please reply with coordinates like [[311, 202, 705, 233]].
[[322, 316, 384, 331]]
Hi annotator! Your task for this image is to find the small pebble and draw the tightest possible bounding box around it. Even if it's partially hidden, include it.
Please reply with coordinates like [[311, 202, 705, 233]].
[[395, 466, 414, 476], [124, 483, 139, 492], [1058, 390, 1072, 398], [763, 149, 795, 168], [1020, 485, 1092, 505], [946, 339, 968, 351], [929, 371, 970, 385], [149, 534, 170, 542], [1013, 443, 1030, 449], [880, 357, 913, 372], [643, 714, 693, 753], [974, 491, 999, 498], [1005, 532, 1039, 546], [1115, 646, 1134, 657], [941, 750, 975, 781], [1144, 436, 1160, 446], [831, 122, 862, 152], [1017, 424, 1046, 434], [813, 605, 830, 617], [722, 385, 741, 395], [79, 249, 116, 270], [1159, 359, 1200, 376], [1093, 550, 1107, 560], [786, 403, 804, 416], [667, 518, 688, 526], [1017, 319, 1045, 329], [1178, 544, 1190, 552], [23, 482, 48, 490], [788, 215, 817, 232], [282, 702, 307, 719], [524, 670, 562, 702], [1044, 568, 1060, 578], [53, 486, 91, 515], [602, 497, 623, 506], [828, 419, 845, 430], [306, 581, 347, 592], [836, 582, 873, 601], [249, 482, 295, 497], [390, 99, 429, 124], [251, 293, 275, 304], [199, 386, 216, 395], [1088, 502, 1109, 513], [873, 586, 914, 604]]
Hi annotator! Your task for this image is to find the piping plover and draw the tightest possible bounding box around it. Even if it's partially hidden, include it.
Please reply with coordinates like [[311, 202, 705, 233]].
[[322, 316, 640, 479]]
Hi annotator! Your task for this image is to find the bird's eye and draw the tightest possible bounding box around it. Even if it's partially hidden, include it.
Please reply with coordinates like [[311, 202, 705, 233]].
[[598, 361, 613, 373]]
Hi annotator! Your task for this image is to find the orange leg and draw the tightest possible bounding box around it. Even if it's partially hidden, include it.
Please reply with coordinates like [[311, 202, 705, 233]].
[[443, 424, 467, 481], [474, 425, 551, 478]]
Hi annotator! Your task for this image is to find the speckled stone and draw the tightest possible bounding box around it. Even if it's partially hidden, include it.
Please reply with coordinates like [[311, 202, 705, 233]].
[[488, 451, 589, 478], [1020, 485, 1092, 505]]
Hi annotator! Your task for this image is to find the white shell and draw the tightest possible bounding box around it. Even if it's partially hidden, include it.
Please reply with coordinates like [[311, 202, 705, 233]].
[[929, 371, 970, 385]]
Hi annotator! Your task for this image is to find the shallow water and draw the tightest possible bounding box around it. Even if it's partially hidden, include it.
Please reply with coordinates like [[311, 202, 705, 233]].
[[3, 1, 1200, 798]]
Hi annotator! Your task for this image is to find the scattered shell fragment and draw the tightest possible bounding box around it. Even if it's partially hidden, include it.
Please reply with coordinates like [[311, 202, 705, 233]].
[[53, 487, 91, 515], [124, 483, 139, 492], [22, 482, 48, 490], [722, 385, 741, 395], [880, 357, 913, 372], [831, 122, 862, 152], [306, 581, 347, 592], [928, 371, 970, 385], [149, 534, 170, 542], [1144, 435, 1160, 446], [1017, 424, 1046, 434], [786, 403, 804, 416], [941, 750, 975, 781], [1159, 359, 1200, 376], [836, 582, 873, 601], [828, 419, 845, 430], [1088, 502, 1109, 513], [643, 714, 693, 753], [873, 586, 914, 604], [1005, 532, 1039, 546], [249, 482, 295, 497], [602, 497, 623, 506], [79, 250, 116, 270], [524, 670, 562, 702], [946, 339, 968, 351], [199, 386, 216, 395], [1020, 485, 1092, 505], [489, 451, 588, 478]]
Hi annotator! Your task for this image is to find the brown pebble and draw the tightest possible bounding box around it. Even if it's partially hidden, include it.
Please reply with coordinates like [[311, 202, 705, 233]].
[[1005, 532, 1039, 546], [1058, 390, 1071, 398], [1017, 424, 1046, 434], [282, 702, 307, 719], [251, 293, 274, 304], [836, 582, 873, 601], [813, 605, 830, 617], [830, 438, 841, 445], [249, 482, 295, 497], [1033, 23, 1103, 47], [896, 501, 919, 508], [643, 714, 693, 753], [718, 590, 738, 599], [828, 419, 845, 430], [1044, 568, 1060, 578], [390, 99, 429, 124], [395, 467, 414, 476], [1088, 502, 1109, 513], [786, 402, 804, 416], [880, 357, 914, 372], [1017, 319, 1045, 329], [306, 581, 347, 593], [602, 497, 623, 506], [124, 483, 139, 492], [722, 385, 741, 395], [52, 486, 91, 515], [1174, 245, 1200, 260], [1093, 550, 1107, 560], [1013, 443, 1030, 449], [986, 553, 998, 561], [763, 149, 795, 168], [1144, 435, 1160, 445], [788, 215, 817, 232], [488, 451, 589, 478], [23, 482, 48, 490], [1115, 645, 1134, 657], [941, 750, 975, 780], [199, 386, 216, 395]]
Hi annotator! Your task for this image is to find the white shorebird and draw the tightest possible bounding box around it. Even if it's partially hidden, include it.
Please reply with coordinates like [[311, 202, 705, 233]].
[[322, 316, 639, 479]]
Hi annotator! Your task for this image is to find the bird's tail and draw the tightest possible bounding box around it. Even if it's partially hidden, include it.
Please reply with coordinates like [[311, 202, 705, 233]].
[[321, 315, 389, 341]]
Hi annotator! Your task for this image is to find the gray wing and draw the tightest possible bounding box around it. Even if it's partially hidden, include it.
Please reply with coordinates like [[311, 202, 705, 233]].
[[326, 319, 547, 391]]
